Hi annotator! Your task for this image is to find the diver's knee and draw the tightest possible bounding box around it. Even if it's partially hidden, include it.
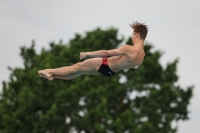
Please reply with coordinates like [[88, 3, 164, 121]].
[[73, 62, 82, 71], [74, 62, 82, 66]]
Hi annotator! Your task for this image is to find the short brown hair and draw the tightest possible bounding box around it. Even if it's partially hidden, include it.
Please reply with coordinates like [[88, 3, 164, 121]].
[[129, 21, 148, 40]]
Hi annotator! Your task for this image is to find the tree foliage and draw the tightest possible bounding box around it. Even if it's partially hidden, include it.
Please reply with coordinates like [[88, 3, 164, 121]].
[[0, 28, 193, 133]]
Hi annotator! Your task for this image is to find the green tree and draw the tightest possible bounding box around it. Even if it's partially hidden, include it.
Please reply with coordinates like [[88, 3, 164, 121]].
[[0, 28, 193, 133]]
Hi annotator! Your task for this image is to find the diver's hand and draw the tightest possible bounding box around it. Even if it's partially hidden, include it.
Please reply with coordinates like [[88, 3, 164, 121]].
[[80, 52, 87, 59]]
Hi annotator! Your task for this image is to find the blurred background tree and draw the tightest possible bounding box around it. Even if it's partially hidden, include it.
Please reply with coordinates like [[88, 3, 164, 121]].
[[0, 28, 193, 133]]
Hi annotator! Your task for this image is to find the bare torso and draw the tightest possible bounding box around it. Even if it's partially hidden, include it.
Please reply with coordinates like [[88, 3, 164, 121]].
[[108, 44, 145, 72]]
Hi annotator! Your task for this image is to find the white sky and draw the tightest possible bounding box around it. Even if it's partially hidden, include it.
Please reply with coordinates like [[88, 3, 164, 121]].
[[0, 0, 200, 132]]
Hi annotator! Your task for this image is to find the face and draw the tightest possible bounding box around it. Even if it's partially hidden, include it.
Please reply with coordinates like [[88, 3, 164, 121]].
[[132, 31, 137, 44], [132, 31, 139, 44]]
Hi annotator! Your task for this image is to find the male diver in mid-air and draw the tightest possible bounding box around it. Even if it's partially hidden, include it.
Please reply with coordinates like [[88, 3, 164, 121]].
[[38, 21, 148, 80]]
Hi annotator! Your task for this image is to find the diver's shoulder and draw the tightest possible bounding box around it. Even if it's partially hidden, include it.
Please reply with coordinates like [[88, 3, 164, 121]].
[[119, 44, 133, 49]]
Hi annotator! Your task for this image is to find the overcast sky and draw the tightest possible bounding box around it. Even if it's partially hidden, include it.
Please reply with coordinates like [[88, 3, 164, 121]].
[[0, 0, 199, 132]]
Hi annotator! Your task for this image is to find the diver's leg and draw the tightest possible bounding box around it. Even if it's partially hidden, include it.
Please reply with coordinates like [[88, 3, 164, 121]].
[[49, 72, 82, 80], [38, 62, 83, 80], [38, 58, 101, 81]]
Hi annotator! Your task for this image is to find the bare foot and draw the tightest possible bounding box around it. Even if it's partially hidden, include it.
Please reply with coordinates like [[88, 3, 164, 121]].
[[38, 70, 54, 81]]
